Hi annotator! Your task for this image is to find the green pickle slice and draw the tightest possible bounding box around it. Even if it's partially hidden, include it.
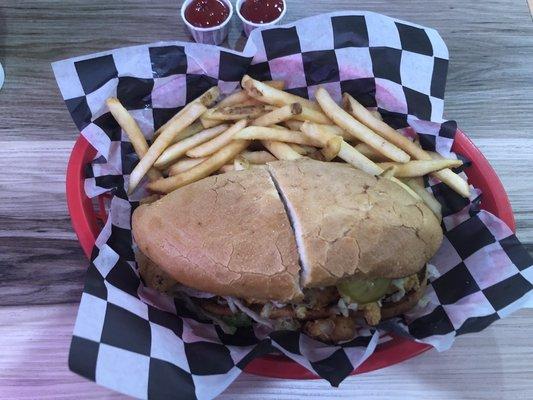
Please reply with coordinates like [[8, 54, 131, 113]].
[[337, 277, 391, 303]]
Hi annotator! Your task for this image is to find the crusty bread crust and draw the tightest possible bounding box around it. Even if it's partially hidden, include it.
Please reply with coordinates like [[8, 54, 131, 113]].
[[267, 159, 443, 288], [132, 167, 303, 302]]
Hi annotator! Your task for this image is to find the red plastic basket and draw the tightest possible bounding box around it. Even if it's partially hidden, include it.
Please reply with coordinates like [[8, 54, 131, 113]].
[[66, 129, 515, 379]]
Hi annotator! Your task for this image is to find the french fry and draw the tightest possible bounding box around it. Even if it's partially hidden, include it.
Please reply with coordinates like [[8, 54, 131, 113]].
[[187, 119, 248, 158], [106, 98, 162, 182], [198, 86, 221, 107], [289, 144, 316, 155], [242, 75, 320, 111], [219, 164, 235, 173], [315, 88, 410, 163], [148, 140, 250, 193], [301, 122, 382, 175], [283, 119, 304, 131], [252, 103, 302, 126], [240, 150, 277, 164], [217, 81, 285, 108], [154, 87, 219, 137], [233, 156, 250, 171], [289, 144, 307, 155], [284, 120, 353, 141], [308, 150, 326, 161], [262, 140, 304, 161], [217, 90, 252, 108], [264, 80, 286, 90], [203, 104, 275, 121], [239, 98, 263, 106], [154, 124, 229, 169], [168, 157, 207, 176], [432, 168, 470, 197], [343, 93, 469, 197], [128, 101, 207, 193], [283, 119, 304, 130], [200, 116, 225, 129], [369, 110, 383, 121], [353, 143, 390, 161], [302, 122, 420, 198], [343, 93, 427, 161], [379, 165, 398, 179], [234, 126, 321, 146], [377, 159, 463, 178], [293, 105, 333, 125], [403, 178, 443, 220], [154, 121, 204, 143], [321, 136, 343, 161]]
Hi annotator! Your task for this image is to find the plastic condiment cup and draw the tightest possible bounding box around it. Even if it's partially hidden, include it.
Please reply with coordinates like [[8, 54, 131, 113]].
[[180, 0, 234, 45], [236, 0, 287, 37]]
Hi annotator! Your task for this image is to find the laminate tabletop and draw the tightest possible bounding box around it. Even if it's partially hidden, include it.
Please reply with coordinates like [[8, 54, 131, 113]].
[[0, 1, 532, 399]]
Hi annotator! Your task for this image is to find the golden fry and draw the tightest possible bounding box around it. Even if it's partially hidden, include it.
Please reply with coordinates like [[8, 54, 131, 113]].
[[203, 104, 275, 121], [369, 110, 383, 121], [292, 105, 333, 125], [252, 103, 302, 126], [403, 178, 443, 220], [154, 88, 219, 137], [128, 101, 207, 193], [289, 144, 316, 155], [234, 126, 321, 146], [154, 124, 229, 169], [262, 140, 304, 161], [284, 120, 353, 141], [240, 150, 277, 164], [219, 164, 235, 173], [321, 136, 343, 161], [106, 98, 162, 182], [217, 81, 285, 108], [148, 140, 250, 193], [242, 75, 320, 110], [315, 88, 410, 163], [353, 143, 390, 161], [187, 119, 248, 158], [217, 90, 252, 108], [378, 159, 463, 178], [301, 122, 382, 175], [168, 157, 207, 175], [343, 93, 469, 197]]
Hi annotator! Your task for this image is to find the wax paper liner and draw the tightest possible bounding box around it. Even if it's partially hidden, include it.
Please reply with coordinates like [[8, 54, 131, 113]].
[[52, 11, 533, 400]]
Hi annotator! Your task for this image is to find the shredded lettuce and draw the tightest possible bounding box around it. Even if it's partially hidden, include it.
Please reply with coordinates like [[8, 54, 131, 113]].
[[337, 298, 349, 317], [228, 297, 274, 328], [260, 303, 273, 318], [390, 278, 407, 302], [426, 263, 440, 280], [274, 318, 301, 331], [220, 313, 252, 328], [294, 305, 307, 319]]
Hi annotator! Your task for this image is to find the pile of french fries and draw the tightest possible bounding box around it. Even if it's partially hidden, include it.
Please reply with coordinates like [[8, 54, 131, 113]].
[[106, 75, 470, 220]]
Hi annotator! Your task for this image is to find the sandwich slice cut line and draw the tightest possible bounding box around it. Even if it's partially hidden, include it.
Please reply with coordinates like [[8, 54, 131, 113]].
[[266, 163, 308, 291]]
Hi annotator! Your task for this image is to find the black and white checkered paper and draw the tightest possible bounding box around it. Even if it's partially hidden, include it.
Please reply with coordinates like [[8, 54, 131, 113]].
[[53, 12, 533, 400]]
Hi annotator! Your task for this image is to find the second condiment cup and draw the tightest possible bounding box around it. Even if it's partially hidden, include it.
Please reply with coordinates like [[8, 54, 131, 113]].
[[236, 0, 287, 37]]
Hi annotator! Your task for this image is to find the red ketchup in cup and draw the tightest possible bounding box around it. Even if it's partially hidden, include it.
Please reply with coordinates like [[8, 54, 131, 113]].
[[185, 0, 230, 28], [240, 0, 284, 24]]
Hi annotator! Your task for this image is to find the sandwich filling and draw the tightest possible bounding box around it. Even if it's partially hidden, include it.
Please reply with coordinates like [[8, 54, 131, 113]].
[[138, 251, 434, 342]]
